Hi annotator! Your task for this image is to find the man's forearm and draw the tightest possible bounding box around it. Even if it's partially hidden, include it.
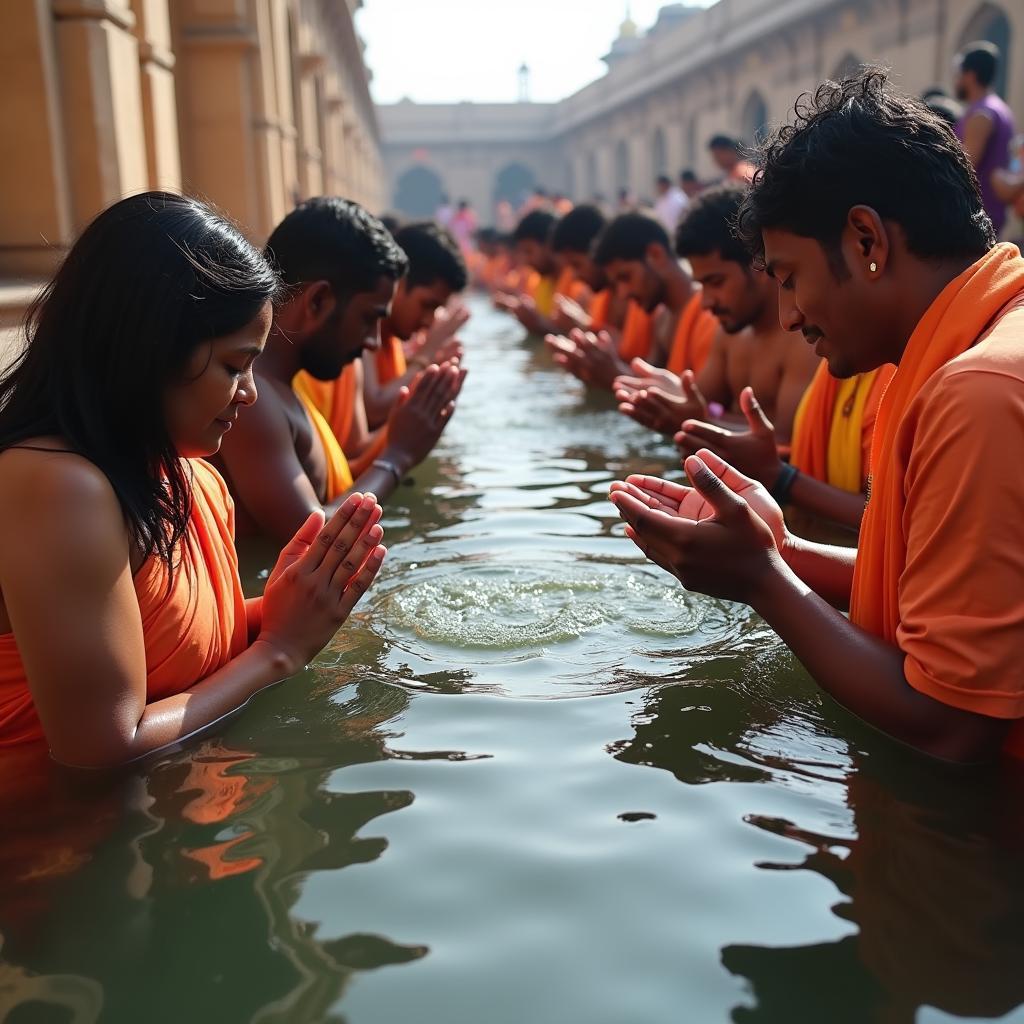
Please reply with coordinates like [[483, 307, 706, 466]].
[[788, 472, 866, 531], [751, 564, 1008, 762], [779, 534, 856, 608]]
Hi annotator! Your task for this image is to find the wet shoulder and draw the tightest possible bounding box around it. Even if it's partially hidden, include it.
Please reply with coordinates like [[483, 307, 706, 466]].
[[0, 442, 119, 516]]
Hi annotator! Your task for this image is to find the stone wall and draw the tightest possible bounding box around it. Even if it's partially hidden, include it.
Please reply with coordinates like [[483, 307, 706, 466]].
[[380, 0, 1023, 219], [0, 0, 383, 287]]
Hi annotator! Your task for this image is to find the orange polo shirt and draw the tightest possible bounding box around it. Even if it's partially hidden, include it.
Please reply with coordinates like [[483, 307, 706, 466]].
[[890, 301, 1024, 741]]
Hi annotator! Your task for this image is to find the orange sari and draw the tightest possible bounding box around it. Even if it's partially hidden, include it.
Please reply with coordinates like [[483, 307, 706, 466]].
[[0, 460, 248, 748]]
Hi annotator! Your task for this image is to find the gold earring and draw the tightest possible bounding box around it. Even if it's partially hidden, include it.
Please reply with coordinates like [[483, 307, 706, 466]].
[[869, 261, 878, 273]]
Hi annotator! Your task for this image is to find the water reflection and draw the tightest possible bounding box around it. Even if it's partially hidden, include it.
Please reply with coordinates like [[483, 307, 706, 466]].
[[0, 677, 439, 1022], [616, 675, 1024, 1023], [3, 295, 1022, 1023]]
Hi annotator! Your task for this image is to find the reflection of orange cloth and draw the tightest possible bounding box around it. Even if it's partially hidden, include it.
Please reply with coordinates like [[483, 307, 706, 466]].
[[589, 289, 612, 330], [294, 382, 354, 500], [666, 293, 717, 375], [618, 301, 654, 361], [178, 744, 272, 881], [375, 330, 407, 385], [791, 361, 895, 492], [849, 244, 1024, 754], [0, 461, 248, 748]]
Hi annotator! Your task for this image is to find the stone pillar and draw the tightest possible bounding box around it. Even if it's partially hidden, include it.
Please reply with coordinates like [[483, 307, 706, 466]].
[[172, 0, 266, 238], [129, 0, 181, 191], [0, 0, 74, 277], [294, 56, 325, 199], [52, 0, 150, 231]]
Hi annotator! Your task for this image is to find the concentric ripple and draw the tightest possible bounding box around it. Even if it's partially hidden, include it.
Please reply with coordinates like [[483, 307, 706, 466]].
[[366, 557, 762, 697]]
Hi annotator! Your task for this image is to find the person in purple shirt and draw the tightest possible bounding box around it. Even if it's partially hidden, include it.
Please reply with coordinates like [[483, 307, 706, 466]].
[[955, 41, 1016, 235]]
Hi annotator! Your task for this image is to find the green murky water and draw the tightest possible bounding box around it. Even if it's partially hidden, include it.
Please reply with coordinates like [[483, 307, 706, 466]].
[[3, 296, 1024, 1024]]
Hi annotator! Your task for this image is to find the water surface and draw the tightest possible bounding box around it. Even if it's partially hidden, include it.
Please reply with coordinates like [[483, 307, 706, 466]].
[[3, 296, 1024, 1024]]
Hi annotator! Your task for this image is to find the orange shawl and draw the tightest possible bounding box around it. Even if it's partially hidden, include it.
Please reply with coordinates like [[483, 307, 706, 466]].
[[293, 366, 357, 448], [589, 289, 613, 331], [555, 265, 589, 304], [0, 460, 248, 748], [375, 330, 408, 385], [851, 244, 1024, 640], [292, 367, 387, 478], [529, 273, 558, 319], [618, 301, 654, 362], [790, 361, 896, 492], [666, 292, 717, 376]]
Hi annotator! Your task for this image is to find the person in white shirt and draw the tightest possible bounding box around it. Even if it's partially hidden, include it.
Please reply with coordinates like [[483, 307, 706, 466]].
[[654, 175, 688, 234]]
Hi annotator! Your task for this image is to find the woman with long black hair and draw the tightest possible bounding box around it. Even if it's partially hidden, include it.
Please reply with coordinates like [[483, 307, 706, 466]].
[[0, 192, 386, 767]]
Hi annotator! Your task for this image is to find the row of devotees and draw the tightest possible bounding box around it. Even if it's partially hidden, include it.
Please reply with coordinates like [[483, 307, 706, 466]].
[[0, 69, 1022, 778]]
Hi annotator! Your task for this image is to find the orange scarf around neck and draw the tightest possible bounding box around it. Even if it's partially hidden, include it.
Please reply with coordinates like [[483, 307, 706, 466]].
[[790, 361, 895, 493], [667, 292, 717, 376], [851, 243, 1024, 640], [618, 301, 654, 362]]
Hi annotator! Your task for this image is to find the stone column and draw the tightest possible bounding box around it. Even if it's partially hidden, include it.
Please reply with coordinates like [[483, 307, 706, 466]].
[[171, 0, 266, 238], [52, 0, 150, 231], [0, 0, 74, 277], [129, 0, 181, 191], [294, 55, 325, 199]]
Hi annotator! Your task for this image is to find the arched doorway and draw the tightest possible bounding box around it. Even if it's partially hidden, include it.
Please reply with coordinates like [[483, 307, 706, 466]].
[[493, 162, 537, 211], [393, 165, 445, 218], [740, 91, 769, 148], [956, 3, 1011, 98], [830, 52, 864, 82], [651, 127, 667, 180]]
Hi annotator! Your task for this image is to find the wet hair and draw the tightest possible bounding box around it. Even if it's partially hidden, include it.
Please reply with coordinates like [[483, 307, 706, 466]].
[[513, 210, 557, 244], [394, 221, 468, 292], [266, 196, 407, 295], [708, 134, 741, 152], [736, 69, 994, 272], [551, 204, 607, 253], [675, 183, 751, 266], [592, 212, 671, 266], [0, 191, 283, 567], [958, 42, 999, 88]]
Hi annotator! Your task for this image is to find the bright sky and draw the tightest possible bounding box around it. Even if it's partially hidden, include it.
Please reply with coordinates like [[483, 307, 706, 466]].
[[357, 0, 712, 105]]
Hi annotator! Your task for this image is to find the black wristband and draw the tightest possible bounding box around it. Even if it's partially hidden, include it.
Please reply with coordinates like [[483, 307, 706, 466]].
[[769, 462, 799, 505]]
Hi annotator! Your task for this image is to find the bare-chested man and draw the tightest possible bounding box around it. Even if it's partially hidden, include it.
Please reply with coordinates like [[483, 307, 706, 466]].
[[615, 185, 818, 440], [218, 197, 464, 545]]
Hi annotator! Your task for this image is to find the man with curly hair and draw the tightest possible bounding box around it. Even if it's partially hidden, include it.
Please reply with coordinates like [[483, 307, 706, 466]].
[[611, 70, 1024, 762]]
